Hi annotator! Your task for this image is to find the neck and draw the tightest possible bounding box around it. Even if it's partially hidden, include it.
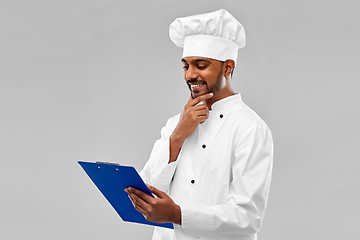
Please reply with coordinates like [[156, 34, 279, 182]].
[[204, 87, 235, 110]]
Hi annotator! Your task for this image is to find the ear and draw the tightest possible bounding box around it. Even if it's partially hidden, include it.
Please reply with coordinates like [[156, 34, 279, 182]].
[[223, 60, 235, 78]]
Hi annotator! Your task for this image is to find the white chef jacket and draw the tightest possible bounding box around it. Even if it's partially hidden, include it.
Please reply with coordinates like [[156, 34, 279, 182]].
[[140, 93, 273, 240]]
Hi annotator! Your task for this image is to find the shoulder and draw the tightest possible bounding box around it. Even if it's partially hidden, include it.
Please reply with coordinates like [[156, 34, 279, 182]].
[[229, 103, 271, 134], [229, 104, 273, 152]]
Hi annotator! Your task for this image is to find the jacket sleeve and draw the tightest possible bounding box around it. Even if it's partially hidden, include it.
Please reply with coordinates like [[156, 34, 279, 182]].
[[177, 123, 273, 238], [139, 115, 180, 193]]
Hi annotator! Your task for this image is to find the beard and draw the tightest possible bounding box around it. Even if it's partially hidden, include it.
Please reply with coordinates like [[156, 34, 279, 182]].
[[190, 68, 225, 99]]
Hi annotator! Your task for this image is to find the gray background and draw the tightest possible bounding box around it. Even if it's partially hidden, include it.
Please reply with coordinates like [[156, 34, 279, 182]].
[[1, 0, 359, 239]]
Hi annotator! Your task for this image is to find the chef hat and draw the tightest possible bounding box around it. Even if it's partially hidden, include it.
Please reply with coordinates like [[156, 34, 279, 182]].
[[169, 9, 245, 64]]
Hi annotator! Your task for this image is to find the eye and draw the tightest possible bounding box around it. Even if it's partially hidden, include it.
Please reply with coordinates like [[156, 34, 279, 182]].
[[183, 65, 189, 70], [197, 65, 207, 70]]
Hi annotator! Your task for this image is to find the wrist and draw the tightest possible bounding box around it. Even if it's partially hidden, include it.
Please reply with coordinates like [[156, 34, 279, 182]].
[[171, 204, 181, 225], [169, 130, 185, 164], [170, 130, 185, 146]]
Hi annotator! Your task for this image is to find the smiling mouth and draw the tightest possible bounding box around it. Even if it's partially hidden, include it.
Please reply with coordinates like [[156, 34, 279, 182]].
[[189, 82, 206, 91]]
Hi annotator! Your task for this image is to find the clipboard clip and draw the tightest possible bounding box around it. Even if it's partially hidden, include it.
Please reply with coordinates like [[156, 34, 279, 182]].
[[96, 161, 120, 165]]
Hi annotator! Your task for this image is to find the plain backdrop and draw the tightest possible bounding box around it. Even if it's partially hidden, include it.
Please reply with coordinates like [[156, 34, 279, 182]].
[[1, 0, 359, 239]]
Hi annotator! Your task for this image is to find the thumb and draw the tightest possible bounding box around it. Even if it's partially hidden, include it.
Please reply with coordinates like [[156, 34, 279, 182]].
[[148, 185, 167, 198]]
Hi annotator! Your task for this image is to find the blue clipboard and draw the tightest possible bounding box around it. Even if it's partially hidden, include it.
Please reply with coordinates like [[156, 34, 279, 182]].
[[78, 161, 173, 229]]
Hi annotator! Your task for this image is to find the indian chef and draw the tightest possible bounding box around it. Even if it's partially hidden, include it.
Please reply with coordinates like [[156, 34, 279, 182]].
[[125, 9, 273, 240]]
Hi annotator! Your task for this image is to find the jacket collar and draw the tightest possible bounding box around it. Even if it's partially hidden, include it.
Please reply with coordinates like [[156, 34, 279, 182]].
[[210, 93, 244, 111]]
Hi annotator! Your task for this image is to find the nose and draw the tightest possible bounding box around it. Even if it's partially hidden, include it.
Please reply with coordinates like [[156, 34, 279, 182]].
[[185, 65, 199, 81]]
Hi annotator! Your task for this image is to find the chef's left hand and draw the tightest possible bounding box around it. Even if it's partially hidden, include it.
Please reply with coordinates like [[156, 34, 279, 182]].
[[125, 185, 181, 225]]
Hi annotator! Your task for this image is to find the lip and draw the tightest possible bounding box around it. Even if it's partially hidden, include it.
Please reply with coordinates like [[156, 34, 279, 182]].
[[189, 82, 206, 92]]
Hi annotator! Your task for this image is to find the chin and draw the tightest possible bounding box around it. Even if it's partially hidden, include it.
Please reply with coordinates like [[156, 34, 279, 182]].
[[191, 91, 208, 99]]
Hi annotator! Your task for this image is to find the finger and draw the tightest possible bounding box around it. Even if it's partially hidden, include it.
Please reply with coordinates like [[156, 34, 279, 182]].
[[189, 93, 213, 106], [129, 192, 151, 211], [128, 192, 137, 205], [128, 193, 138, 207], [128, 187, 154, 203], [198, 115, 208, 123], [193, 104, 208, 111], [129, 194, 148, 215], [149, 185, 167, 199], [128, 193, 144, 210], [195, 109, 209, 117]]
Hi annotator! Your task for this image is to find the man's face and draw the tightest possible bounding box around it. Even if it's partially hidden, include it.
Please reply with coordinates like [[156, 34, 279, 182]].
[[182, 57, 225, 99]]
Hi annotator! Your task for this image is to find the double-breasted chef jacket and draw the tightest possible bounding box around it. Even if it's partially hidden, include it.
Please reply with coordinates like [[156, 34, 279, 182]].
[[140, 93, 273, 240]]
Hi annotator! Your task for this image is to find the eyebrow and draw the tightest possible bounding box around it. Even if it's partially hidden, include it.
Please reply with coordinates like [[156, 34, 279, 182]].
[[181, 58, 211, 64]]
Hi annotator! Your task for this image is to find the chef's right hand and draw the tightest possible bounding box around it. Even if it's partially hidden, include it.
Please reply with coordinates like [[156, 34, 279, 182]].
[[171, 93, 213, 143]]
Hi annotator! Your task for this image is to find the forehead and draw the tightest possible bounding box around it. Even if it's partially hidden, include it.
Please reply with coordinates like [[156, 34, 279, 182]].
[[181, 57, 213, 64]]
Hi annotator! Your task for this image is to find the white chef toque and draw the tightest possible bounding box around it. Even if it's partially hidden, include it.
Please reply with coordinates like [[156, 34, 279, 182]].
[[169, 9, 246, 65]]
